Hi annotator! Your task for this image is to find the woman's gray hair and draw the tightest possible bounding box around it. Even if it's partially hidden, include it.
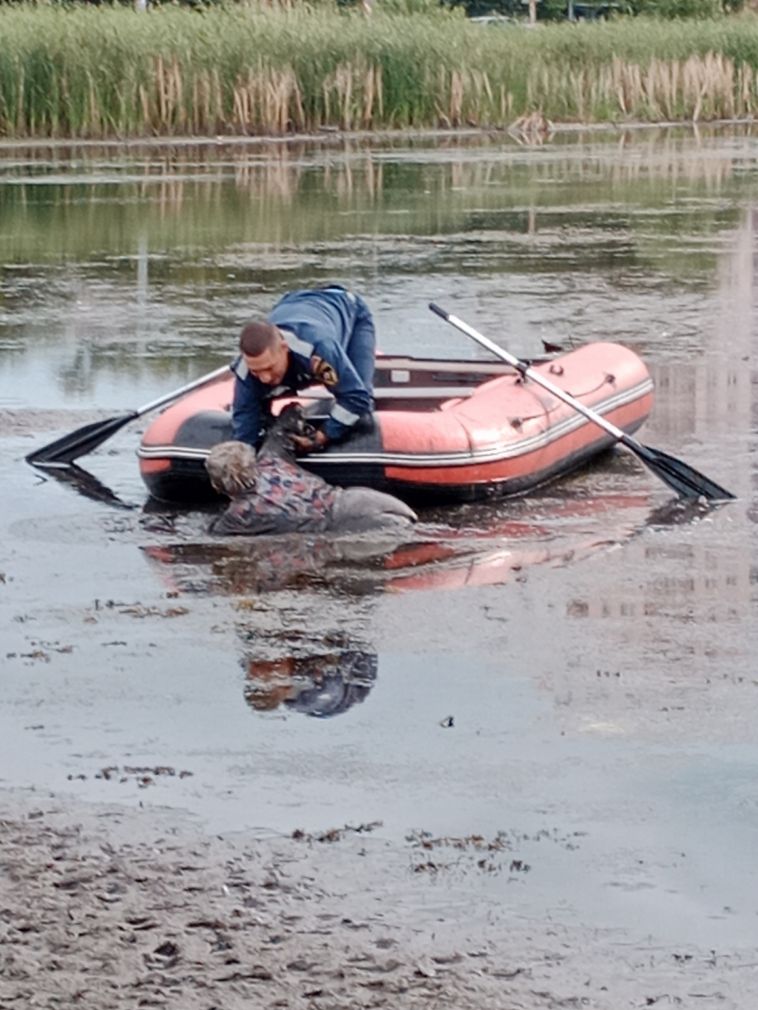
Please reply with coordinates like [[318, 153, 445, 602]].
[[205, 440, 257, 496]]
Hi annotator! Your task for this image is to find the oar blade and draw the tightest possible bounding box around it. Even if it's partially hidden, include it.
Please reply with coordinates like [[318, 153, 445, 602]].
[[25, 412, 137, 467], [634, 443, 735, 502]]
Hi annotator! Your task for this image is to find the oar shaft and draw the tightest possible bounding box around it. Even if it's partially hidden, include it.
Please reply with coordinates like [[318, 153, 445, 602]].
[[135, 364, 231, 416], [26, 362, 234, 468], [431, 304, 626, 440]]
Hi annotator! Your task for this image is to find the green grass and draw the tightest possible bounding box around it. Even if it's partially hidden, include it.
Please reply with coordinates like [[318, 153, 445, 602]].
[[2, 5, 758, 137]]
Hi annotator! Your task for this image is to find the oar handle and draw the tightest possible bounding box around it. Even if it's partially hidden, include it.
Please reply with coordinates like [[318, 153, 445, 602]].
[[429, 302, 626, 441]]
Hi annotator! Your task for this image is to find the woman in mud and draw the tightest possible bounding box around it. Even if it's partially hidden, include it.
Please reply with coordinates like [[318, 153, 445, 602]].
[[205, 406, 416, 536]]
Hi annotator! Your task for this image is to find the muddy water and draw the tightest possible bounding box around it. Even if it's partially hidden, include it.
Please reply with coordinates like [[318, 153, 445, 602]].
[[1, 127, 757, 954]]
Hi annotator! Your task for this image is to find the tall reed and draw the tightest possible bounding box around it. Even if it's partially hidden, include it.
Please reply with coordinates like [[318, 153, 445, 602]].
[[3, 7, 758, 138]]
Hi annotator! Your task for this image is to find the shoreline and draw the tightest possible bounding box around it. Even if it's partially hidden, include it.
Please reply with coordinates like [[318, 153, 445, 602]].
[[0, 118, 756, 154]]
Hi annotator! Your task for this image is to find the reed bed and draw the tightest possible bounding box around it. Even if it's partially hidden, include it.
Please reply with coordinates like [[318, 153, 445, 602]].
[[3, 6, 758, 138]]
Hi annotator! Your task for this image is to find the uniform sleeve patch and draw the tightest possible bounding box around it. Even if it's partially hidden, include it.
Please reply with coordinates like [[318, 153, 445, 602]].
[[310, 355, 338, 387]]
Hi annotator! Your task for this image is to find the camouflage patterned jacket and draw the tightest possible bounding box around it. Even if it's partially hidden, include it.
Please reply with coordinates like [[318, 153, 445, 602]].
[[209, 453, 338, 536]]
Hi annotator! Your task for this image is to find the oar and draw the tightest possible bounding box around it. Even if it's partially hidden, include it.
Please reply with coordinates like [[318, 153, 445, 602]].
[[26, 364, 231, 467], [429, 303, 735, 502]]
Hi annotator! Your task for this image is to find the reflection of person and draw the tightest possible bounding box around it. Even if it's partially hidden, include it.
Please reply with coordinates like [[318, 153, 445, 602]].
[[244, 652, 378, 718], [231, 286, 376, 453], [205, 414, 416, 535]]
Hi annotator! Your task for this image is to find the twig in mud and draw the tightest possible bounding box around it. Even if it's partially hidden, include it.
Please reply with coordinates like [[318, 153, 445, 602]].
[[291, 820, 383, 843]]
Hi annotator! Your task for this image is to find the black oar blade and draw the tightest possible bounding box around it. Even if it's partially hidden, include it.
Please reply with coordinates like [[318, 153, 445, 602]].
[[632, 442, 736, 502], [25, 412, 138, 467]]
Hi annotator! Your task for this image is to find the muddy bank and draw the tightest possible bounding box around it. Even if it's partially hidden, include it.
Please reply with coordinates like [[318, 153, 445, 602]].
[[2, 787, 755, 1010]]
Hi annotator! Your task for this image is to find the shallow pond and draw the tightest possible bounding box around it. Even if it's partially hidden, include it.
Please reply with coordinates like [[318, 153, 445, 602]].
[[1, 125, 757, 952]]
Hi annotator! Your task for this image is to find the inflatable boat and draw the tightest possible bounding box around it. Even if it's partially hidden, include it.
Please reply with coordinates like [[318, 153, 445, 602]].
[[137, 341, 653, 505]]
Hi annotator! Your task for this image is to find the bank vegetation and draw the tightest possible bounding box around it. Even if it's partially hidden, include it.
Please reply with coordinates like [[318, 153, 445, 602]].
[[3, 5, 758, 137]]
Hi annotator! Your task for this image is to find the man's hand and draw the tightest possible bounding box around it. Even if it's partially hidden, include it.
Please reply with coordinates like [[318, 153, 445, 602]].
[[289, 428, 329, 454]]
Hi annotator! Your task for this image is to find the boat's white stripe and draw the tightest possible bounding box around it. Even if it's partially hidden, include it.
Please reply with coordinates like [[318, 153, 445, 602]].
[[302, 385, 479, 402], [138, 379, 653, 470]]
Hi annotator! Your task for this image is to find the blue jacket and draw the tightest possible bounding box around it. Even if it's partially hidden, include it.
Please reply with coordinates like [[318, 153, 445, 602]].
[[231, 287, 375, 446]]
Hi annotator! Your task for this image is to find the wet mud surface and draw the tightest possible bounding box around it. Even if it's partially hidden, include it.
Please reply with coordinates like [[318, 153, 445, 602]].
[[3, 404, 757, 1009], [3, 130, 758, 1007], [3, 789, 757, 1010]]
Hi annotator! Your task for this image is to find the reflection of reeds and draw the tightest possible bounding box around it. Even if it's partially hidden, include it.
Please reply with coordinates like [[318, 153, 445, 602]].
[[0, 128, 745, 254], [4, 9, 758, 137]]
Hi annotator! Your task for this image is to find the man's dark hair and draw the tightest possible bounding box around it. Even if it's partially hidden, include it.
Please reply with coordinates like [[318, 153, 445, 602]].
[[239, 321, 280, 356]]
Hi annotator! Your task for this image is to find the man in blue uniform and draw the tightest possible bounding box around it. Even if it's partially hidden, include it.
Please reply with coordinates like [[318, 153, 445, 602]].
[[231, 286, 376, 453]]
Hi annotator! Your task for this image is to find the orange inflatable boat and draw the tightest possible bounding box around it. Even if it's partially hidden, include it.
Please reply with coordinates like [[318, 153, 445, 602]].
[[137, 342, 653, 504]]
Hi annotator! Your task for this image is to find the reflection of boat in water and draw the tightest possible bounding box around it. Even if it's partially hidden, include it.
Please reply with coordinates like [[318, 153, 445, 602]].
[[138, 343, 653, 505], [141, 492, 655, 597], [142, 535, 555, 595]]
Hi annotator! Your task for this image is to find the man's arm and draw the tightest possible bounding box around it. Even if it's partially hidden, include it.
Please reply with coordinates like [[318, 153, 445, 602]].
[[310, 343, 373, 443]]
